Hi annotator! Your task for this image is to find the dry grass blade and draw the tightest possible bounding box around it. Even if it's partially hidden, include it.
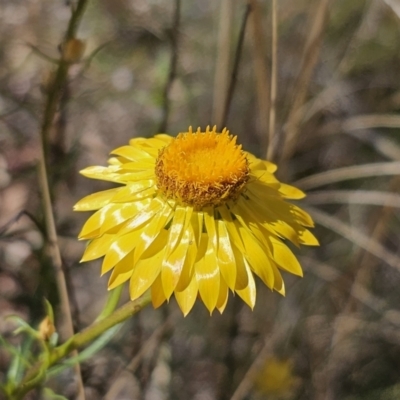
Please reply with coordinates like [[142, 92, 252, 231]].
[[306, 190, 400, 207], [308, 207, 400, 272], [342, 114, 400, 131], [295, 161, 400, 190], [267, 0, 277, 160], [301, 256, 387, 313], [212, 0, 233, 128], [247, 0, 270, 151], [281, 0, 332, 161]]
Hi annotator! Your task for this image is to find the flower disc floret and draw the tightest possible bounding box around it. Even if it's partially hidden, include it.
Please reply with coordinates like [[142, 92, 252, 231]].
[[155, 126, 249, 208]]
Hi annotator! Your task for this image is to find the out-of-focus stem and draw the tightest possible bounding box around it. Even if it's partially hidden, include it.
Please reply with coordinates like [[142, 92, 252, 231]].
[[12, 293, 152, 400]]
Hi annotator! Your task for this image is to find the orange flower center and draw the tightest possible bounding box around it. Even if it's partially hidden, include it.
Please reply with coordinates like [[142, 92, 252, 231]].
[[155, 127, 250, 207]]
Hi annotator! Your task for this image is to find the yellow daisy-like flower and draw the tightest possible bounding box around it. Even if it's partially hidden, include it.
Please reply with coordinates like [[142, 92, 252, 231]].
[[74, 127, 318, 316]]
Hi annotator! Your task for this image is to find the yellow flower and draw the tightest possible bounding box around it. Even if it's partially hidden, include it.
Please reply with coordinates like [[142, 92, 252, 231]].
[[74, 127, 318, 315], [254, 357, 299, 397]]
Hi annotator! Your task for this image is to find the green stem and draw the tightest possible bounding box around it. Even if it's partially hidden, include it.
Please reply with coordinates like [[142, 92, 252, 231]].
[[12, 292, 152, 399], [95, 286, 124, 321]]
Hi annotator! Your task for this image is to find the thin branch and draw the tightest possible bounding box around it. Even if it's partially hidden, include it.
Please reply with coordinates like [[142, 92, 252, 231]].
[[248, 0, 270, 155], [159, 0, 181, 132], [212, 0, 233, 128], [37, 0, 90, 398], [222, 4, 252, 128], [267, 0, 278, 160]]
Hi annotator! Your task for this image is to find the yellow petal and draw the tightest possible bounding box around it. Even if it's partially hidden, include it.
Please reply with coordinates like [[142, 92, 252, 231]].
[[216, 220, 236, 290], [78, 204, 119, 239], [108, 252, 134, 289], [278, 183, 305, 199], [120, 160, 156, 171], [175, 275, 198, 317], [195, 234, 220, 314], [111, 145, 154, 161], [217, 205, 245, 253], [161, 228, 191, 299], [151, 274, 167, 309], [134, 203, 173, 262], [290, 205, 314, 227], [81, 234, 114, 262], [243, 192, 300, 245], [299, 228, 319, 246], [111, 181, 155, 203], [74, 188, 120, 211], [247, 153, 277, 173], [270, 237, 303, 277], [129, 247, 165, 300], [164, 206, 187, 257], [117, 197, 164, 236], [236, 221, 274, 289], [175, 224, 197, 292], [101, 230, 141, 275], [216, 276, 229, 314], [272, 266, 285, 295], [235, 260, 256, 309], [204, 208, 217, 249], [234, 198, 274, 254], [80, 165, 123, 182], [232, 244, 249, 290], [100, 201, 150, 235]]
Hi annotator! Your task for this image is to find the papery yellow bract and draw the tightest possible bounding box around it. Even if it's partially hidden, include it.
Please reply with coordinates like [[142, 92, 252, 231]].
[[74, 126, 318, 316]]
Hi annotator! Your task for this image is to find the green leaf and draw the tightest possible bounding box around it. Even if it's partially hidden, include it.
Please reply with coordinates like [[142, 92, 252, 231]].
[[42, 387, 69, 400], [43, 299, 55, 325], [47, 323, 123, 377]]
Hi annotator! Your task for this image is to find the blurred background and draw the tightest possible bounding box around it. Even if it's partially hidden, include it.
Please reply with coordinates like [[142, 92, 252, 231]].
[[1, 0, 400, 399]]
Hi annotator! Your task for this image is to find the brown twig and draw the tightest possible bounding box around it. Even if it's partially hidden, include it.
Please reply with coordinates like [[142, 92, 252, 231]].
[[212, 0, 233, 128], [159, 0, 181, 133], [247, 0, 271, 156], [267, 0, 277, 160], [221, 4, 252, 128], [37, 0, 90, 398]]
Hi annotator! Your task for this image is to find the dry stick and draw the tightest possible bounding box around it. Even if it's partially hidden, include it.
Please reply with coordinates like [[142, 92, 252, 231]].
[[281, 0, 331, 162], [38, 1, 90, 398], [37, 157, 85, 400], [267, 0, 277, 160], [221, 4, 252, 128], [212, 0, 233, 128], [247, 0, 270, 151], [159, 0, 181, 133]]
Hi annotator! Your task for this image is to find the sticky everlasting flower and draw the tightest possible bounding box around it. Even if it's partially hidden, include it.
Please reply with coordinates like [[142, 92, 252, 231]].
[[74, 127, 318, 315]]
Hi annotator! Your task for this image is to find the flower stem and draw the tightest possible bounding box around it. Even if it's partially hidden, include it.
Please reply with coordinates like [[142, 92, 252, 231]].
[[12, 293, 152, 400], [95, 286, 124, 321]]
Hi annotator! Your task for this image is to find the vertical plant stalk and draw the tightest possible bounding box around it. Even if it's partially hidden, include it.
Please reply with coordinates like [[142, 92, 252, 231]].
[[212, 0, 233, 128], [222, 4, 252, 128], [38, 0, 90, 398], [281, 0, 331, 162], [248, 0, 270, 153], [267, 0, 278, 160], [159, 0, 181, 133]]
